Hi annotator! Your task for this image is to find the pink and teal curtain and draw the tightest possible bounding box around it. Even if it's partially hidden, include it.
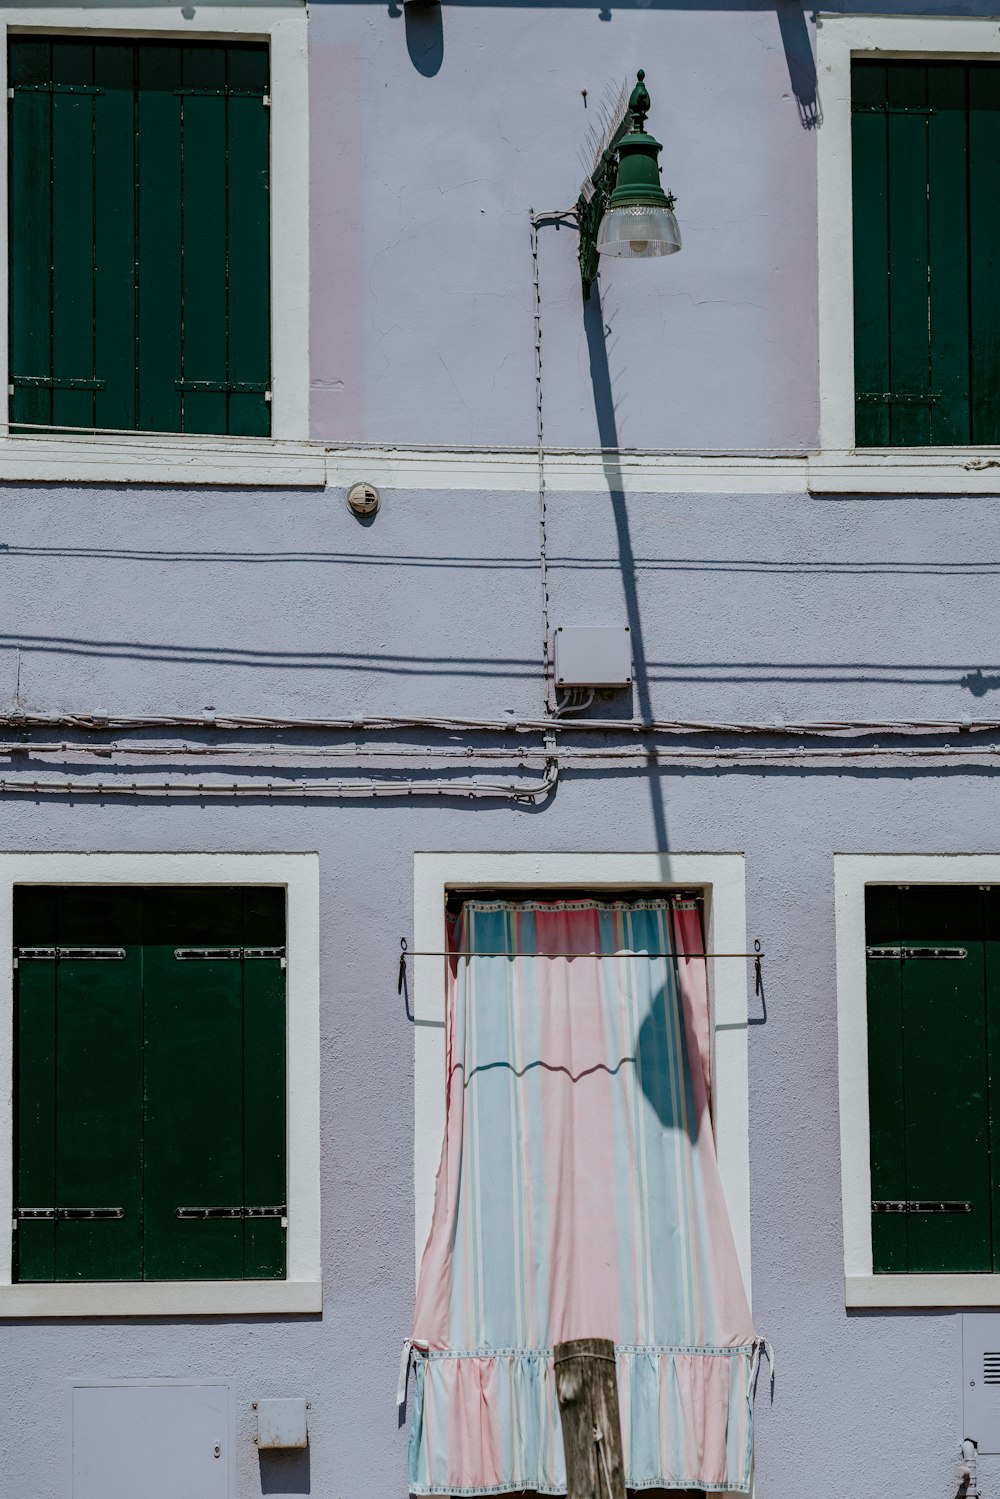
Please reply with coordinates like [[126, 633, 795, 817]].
[[408, 897, 762, 1496]]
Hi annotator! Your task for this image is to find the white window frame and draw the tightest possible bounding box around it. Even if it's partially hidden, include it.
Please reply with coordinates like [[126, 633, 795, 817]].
[[816, 14, 1000, 485], [0, 3, 315, 484], [412, 852, 753, 1304], [0, 851, 321, 1316], [837, 852, 1000, 1308]]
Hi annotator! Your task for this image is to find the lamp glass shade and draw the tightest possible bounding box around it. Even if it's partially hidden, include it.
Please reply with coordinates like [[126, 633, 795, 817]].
[[597, 202, 681, 258]]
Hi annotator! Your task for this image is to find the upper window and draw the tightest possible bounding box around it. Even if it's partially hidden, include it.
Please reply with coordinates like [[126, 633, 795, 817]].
[[852, 59, 1000, 447], [14, 885, 286, 1283], [865, 884, 999, 1274], [8, 36, 271, 437]]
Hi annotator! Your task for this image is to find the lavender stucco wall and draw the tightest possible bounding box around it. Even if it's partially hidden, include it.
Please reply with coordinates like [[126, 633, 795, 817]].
[[2, 475, 1000, 1499], [4, 483, 996, 724], [4, 1, 1000, 1496], [0, 770, 994, 1499], [309, 1, 819, 450]]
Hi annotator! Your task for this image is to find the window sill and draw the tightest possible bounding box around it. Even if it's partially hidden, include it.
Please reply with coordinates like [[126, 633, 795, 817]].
[[0, 1278, 322, 1317], [847, 1274, 1000, 1308], [0, 432, 325, 487], [810, 447, 1000, 494]]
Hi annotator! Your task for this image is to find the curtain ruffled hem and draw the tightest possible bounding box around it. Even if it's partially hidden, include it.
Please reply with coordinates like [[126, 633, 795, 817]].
[[407, 1345, 756, 1497]]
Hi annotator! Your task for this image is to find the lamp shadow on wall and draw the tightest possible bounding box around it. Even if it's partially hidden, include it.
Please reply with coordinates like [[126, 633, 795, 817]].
[[775, 0, 819, 129], [582, 280, 669, 853], [637, 980, 708, 1134]]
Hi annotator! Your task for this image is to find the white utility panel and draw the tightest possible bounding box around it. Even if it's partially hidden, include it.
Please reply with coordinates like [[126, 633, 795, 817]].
[[553, 626, 632, 688], [963, 1314, 1000, 1451], [71, 1379, 230, 1499]]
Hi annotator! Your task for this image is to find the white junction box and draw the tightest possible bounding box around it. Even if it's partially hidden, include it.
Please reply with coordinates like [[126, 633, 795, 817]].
[[963, 1314, 1000, 1451], [255, 1397, 309, 1450], [553, 626, 632, 689]]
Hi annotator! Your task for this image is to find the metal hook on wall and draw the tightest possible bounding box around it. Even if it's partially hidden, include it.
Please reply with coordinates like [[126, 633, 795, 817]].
[[398, 938, 414, 1022]]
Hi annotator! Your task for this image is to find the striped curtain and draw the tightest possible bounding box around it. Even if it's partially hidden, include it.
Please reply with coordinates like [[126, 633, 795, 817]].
[[408, 897, 761, 1496]]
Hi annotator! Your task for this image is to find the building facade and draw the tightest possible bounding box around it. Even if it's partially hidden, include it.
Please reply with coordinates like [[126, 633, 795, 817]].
[[2, 1, 1000, 1496]]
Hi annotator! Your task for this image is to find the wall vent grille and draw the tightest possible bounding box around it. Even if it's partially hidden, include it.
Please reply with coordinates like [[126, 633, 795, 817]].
[[983, 1354, 1000, 1385]]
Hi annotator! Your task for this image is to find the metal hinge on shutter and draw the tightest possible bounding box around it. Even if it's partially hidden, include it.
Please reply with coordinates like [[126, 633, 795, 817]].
[[175, 1205, 286, 1221], [172, 86, 270, 101], [866, 946, 968, 959], [14, 1206, 124, 1220], [11, 374, 106, 390], [857, 391, 941, 407], [174, 947, 242, 961], [15, 946, 126, 968], [173, 380, 269, 393], [872, 1200, 972, 1214], [174, 946, 285, 967], [10, 82, 105, 96], [852, 103, 938, 115]]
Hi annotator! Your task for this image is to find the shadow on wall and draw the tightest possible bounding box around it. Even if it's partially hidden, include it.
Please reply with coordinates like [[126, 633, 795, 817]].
[[326, 0, 820, 131], [259, 1445, 311, 1496], [637, 979, 700, 1134], [582, 278, 669, 853], [404, 2, 444, 76]]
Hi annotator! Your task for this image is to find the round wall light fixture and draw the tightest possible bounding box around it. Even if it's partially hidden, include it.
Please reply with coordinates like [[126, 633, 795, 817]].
[[346, 481, 381, 518]]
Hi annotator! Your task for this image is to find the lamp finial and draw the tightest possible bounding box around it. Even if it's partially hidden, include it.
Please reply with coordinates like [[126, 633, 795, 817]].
[[628, 69, 651, 131]]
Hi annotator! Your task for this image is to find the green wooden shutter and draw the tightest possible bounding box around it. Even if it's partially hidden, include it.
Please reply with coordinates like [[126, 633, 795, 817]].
[[141, 887, 287, 1281], [13, 885, 286, 1282], [866, 886, 995, 1273], [14, 888, 58, 1282], [143, 887, 246, 1279], [14, 888, 143, 1282], [852, 60, 1000, 446], [242, 888, 288, 1279], [8, 36, 271, 437]]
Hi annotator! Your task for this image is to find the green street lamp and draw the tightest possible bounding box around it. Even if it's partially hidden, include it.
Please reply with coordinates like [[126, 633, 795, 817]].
[[577, 70, 681, 297]]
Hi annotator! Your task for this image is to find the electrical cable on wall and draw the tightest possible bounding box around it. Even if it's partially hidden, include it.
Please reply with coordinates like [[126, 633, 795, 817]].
[[1, 709, 998, 737]]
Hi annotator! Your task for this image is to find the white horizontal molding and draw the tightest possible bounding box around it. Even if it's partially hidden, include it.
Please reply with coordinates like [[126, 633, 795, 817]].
[[815, 11, 1000, 57], [810, 448, 1000, 495], [0, 434, 325, 486], [333, 446, 1000, 496], [0, 1279, 322, 1318], [6, 438, 1000, 493], [847, 1275, 1000, 1309], [6, 2, 306, 15], [327, 446, 808, 495]]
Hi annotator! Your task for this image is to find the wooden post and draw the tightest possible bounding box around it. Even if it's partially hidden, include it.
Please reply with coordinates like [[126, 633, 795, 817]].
[[553, 1337, 626, 1499]]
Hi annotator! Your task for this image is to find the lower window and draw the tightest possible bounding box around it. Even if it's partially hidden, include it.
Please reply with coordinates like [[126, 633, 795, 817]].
[[14, 885, 286, 1283], [867, 884, 999, 1274]]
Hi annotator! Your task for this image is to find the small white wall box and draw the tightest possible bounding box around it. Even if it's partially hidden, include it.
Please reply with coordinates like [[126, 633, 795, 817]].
[[963, 1314, 1000, 1451], [254, 1398, 309, 1450], [554, 626, 632, 688]]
